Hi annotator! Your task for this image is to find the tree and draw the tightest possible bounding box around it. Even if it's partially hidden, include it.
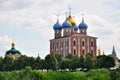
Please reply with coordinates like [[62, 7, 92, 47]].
[[65, 53, 74, 59], [69, 56, 79, 71], [84, 54, 94, 70], [39, 59, 45, 70], [60, 59, 71, 70], [77, 56, 85, 70], [0, 57, 3, 71], [34, 55, 41, 69], [13, 55, 28, 70], [2, 56, 14, 71], [44, 54, 58, 71], [95, 55, 115, 69], [54, 54, 63, 69], [13, 55, 35, 70]]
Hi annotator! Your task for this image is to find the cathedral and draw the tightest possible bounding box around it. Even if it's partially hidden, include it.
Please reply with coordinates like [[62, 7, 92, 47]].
[[50, 9, 97, 59]]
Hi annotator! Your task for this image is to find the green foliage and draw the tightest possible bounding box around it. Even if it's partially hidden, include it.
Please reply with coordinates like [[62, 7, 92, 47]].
[[44, 54, 58, 70], [54, 54, 63, 68], [87, 69, 111, 80], [34, 55, 41, 69], [0, 53, 117, 72], [0, 57, 3, 71], [60, 59, 71, 70], [2, 56, 14, 71], [1, 68, 116, 80], [78, 56, 85, 70], [110, 69, 120, 80], [95, 55, 115, 69], [69, 56, 79, 71], [84, 55, 94, 70]]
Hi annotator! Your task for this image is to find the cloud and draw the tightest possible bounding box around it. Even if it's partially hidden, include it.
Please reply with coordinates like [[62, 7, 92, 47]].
[[0, 0, 120, 59]]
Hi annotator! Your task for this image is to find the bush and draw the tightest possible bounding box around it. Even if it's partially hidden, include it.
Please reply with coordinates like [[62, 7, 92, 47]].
[[0, 68, 120, 80], [86, 69, 110, 80]]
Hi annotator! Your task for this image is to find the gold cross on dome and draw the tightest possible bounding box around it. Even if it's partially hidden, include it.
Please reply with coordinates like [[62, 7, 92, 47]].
[[65, 12, 68, 18], [82, 13, 84, 20], [56, 14, 59, 21], [68, 6, 72, 15]]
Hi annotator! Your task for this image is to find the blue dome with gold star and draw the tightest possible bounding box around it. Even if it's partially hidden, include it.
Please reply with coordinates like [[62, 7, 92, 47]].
[[53, 20, 62, 30], [79, 19, 88, 29], [6, 41, 21, 55], [62, 19, 72, 28]]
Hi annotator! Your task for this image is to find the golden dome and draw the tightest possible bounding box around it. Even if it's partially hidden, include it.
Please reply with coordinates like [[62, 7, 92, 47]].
[[98, 48, 101, 56], [67, 15, 76, 26]]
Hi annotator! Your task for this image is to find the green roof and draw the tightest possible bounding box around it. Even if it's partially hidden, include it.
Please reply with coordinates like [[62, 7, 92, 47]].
[[6, 48, 21, 55]]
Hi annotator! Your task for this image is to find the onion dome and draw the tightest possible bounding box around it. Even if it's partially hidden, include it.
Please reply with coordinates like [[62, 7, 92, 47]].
[[67, 15, 76, 26], [79, 19, 88, 29], [74, 25, 78, 30], [53, 20, 62, 30], [6, 41, 21, 55], [62, 19, 72, 28], [98, 48, 101, 56]]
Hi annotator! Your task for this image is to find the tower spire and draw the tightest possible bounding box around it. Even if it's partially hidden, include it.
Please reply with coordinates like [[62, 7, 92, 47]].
[[12, 40, 15, 48], [112, 46, 117, 58]]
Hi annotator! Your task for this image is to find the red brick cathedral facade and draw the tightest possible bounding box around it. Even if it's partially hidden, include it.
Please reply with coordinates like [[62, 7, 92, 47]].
[[50, 11, 97, 59]]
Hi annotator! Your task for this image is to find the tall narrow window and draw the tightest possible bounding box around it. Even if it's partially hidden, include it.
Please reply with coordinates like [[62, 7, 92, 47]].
[[74, 49, 76, 55], [73, 40, 76, 46], [82, 41, 85, 46], [91, 41, 94, 47], [82, 49, 85, 55], [91, 50, 93, 56], [66, 39, 69, 47]]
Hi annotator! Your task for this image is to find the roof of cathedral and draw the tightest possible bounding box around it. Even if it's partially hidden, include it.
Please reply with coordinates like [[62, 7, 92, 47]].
[[74, 25, 78, 30], [53, 20, 62, 30], [6, 41, 21, 55], [71, 33, 97, 38], [79, 19, 88, 29], [67, 15, 76, 26], [62, 19, 72, 28], [50, 33, 97, 41]]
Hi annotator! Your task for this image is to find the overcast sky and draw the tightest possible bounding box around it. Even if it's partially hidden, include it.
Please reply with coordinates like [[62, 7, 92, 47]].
[[0, 0, 120, 59]]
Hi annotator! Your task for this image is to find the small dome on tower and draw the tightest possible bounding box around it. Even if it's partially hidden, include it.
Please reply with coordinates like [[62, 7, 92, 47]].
[[6, 41, 21, 55], [67, 15, 76, 26], [53, 20, 62, 30], [62, 19, 72, 28], [79, 19, 88, 29], [74, 25, 78, 30], [79, 14, 88, 29]]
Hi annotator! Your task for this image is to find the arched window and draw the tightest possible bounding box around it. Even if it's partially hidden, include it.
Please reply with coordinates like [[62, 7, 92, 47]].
[[66, 39, 69, 46], [74, 49, 76, 55], [82, 49, 85, 55], [73, 40, 76, 46], [82, 41, 85, 46], [91, 50, 94, 56], [91, 41, 94, 46]]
